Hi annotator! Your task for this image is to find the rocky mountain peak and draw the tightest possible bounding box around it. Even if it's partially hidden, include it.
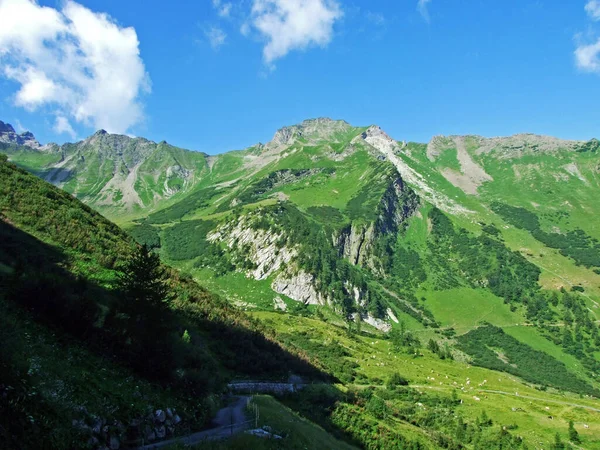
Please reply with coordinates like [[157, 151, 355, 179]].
[[0, 120, 42, 149], [271, 126, 296, 147], [299, 117, 350, 128], [0, 120, 16, 134], [359, 125, 400, 154], [87, 129, 135, 145], [267, 117, 353, 150]]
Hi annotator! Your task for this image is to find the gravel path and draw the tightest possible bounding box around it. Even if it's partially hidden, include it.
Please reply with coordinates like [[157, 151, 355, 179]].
[[139, 396, 251, 449]]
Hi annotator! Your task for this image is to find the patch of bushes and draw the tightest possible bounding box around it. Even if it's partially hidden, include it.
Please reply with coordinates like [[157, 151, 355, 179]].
[[428, 207, 542, 303], [162, 220, 215, 260], [145, 187, 219, 224], [386, 372, 409, 389], [492, 202, 600, 269], [576, 138, 600, 153], [128, 223, 161, 249], [234, 168, 323, 208], [457, 325, 599, 396], [278, 331, 358, 383]]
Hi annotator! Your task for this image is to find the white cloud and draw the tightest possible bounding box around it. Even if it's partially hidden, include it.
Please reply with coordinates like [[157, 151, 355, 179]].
[[205, 26, 227, 50], [366, 11, 385, 26], [586, 0, 600, 21], [417, 0, 431, 23], [212, 0, 232, 18], [240, 22, 251, 36], [575, 38, 600, 73], [0, 0, 150, 134], [14, 119, 25, 133], [53, 115, 76, 139], [250, 0, 342, 65]]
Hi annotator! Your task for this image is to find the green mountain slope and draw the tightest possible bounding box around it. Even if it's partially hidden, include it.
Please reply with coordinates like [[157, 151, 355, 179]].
[[0, 129, 208, 219], [0, 154, 329, 449]]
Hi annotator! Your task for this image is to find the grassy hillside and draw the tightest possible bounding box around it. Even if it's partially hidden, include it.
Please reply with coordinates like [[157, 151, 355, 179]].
[[0, 131, 209, 220], [254, 311, 600, 449], [0, 155, 328, 448], [117, 122, 600, 403]]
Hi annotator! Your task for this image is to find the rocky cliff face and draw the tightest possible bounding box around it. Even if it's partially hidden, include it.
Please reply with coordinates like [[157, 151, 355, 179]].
[[209, 216, 329, 305], [335, 175, 420, 271], [0, 121, 42, 149], [271, 271, 327, 305], [208, 210, 371, 309], [336, 223, 376, 266], [208, 218, 298, 281]]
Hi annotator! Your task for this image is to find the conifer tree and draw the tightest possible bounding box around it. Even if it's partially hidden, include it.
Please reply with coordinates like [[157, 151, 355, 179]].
[[118, 244, 170, 314], [117, 244, 173, 375], [553, 432, 565, 450], [568, 420, 581, 444]]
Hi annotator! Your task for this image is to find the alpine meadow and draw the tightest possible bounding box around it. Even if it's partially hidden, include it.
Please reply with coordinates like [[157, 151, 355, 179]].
[[1, 1, 600, 449]]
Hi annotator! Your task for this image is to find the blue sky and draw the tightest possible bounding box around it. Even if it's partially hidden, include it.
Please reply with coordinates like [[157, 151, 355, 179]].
[[1, 0, 600, 154]]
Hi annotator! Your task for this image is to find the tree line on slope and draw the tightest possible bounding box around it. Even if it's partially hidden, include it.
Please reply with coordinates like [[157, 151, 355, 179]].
[[492, 202, 600, 269], [457, 325, 599, 397]]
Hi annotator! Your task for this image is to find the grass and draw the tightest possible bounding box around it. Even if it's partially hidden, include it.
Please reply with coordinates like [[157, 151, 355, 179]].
[[190, 267, 288, 310], [434, 146, 462, 172], [185, 395, 358, 450], [419, 287, 523, 331], [7, 150, 63, 172], [479, 151, 600, 241], [250, 395, 357, 449], [251, 311, 600, 449], [504, 325, 594, 383], [278, 149, 391, 214]]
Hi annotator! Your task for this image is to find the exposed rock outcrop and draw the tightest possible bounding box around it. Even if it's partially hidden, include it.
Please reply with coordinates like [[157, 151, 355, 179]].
[[271, 271, 326, 305], [359, 125, 472, 215], [208, 212, 333, 306], [0, 121, 42, 149], [362, 314, 392, 332], [208, 217, 298, 281], [335, 175, 420, 270], [336, 223, 376, 266], [273, 296, 287, 311]]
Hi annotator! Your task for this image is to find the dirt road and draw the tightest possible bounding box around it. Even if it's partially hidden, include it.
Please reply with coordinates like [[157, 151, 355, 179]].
[[139, 396, 251, 449]]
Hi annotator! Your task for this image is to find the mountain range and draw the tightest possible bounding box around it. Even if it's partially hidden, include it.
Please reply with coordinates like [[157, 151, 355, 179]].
[[3, 118, 599, 320], [1, 118, 600, 449]]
